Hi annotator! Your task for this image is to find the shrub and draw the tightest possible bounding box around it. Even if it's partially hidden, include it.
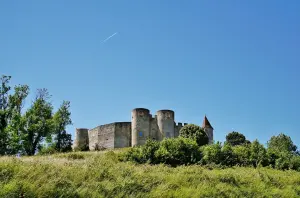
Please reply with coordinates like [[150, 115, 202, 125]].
[[289, 155, 300, 171], [179, 124, 208, 146], [154, 137, 201, 166], [121, 137, 202, 166], [73, 144, 89, 152], [199, 142, 223, 165], [120, 139, 160, 164], [250, 140, 268, 167], [38, 146, 57, 155], [221, 143, 238, 166], [232, 144, 251, 166]]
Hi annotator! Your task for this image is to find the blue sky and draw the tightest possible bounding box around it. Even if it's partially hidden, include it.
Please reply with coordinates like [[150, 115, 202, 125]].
[[1, 1, 299, 147]]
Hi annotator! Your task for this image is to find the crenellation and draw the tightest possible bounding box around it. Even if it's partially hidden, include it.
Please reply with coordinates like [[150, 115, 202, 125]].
[[74, 108, 214, 150]]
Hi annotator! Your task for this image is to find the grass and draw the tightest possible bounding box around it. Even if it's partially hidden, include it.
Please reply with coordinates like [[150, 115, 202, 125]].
[[1, 149, 300, 198]]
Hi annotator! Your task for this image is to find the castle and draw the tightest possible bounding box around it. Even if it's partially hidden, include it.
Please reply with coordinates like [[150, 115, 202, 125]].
[[73, 108, 214, 150]]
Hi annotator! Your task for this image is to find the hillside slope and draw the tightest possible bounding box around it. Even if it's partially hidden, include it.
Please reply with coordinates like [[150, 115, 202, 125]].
[[1, 150, 300, 198]]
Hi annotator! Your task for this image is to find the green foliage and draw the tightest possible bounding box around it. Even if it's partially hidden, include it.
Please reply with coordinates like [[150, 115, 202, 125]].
[[1, 151, 300, 197], [22, 89, 54, 155], [232, 144, 251, 166], [250, 139, 268, 167], [38, 145, 59, 155], [179, 124, 208, 146], [121, 137, 201, 166], [0, 75, 73, 156], [267, 133, 298, 154], [225, 131, 248, 146], [200, 142, 222, 165], [154, 137, 201, 166], [122, 135, 300, 171], [0, 75, 12, 155], [52, 101, 73, 152]]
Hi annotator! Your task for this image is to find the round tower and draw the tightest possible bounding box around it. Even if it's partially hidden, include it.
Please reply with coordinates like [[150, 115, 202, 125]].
[[131, 108, 151, 146], [156, 110, 175, 141], [73, 128, 89, 150], [202, 115, 214, 144]]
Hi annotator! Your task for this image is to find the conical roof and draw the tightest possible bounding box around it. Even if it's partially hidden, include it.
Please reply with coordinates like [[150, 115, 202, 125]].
[[202, 115, 213, 129]]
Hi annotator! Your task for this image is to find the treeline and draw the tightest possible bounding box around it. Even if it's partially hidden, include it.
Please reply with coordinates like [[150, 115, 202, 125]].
[[120, 124, 300, 171], [0, 75, 73, 156]]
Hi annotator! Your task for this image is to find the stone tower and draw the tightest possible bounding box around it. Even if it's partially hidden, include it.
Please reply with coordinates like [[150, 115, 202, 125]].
[[156, 110, 175, 140], [131, 108, 151, 146], [202, 115, 214, 144], [73, 128, 89, 150]]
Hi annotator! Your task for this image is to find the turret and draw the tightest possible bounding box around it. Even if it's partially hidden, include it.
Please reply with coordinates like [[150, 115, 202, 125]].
[[156, 110, 175, 140], [202, 115, 214, 144], [131, 108, 151, 146], [73, 128, 89, 150]]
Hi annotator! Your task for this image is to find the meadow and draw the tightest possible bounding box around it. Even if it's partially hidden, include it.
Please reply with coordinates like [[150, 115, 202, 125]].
[[1, 150, 300, 198]]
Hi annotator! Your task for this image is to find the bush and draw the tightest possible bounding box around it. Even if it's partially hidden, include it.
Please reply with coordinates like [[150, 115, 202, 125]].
[[232, 144, 251, 166], [221, 143, 238, 166], [121, 137, 201, 166], [154, 137, 201, 166], [179, 124, 208, 146], [121, 136, 300, 171], [199, 142, 223, 165], [120, 139, 160, 164], [38, 146, 58, 155]]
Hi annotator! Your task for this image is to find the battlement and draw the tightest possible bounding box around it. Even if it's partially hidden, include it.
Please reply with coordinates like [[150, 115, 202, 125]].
[[74, 108, 214, 150]]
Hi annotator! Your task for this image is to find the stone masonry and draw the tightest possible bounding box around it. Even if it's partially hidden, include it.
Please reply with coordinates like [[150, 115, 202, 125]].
[[73, 108, 214, 150]]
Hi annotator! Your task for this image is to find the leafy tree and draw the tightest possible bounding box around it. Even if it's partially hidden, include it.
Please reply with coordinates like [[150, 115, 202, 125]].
[[22, 89, 54, 155], [6, 85, 29, 154], [51, 101, 73, 152], [225, 131, 247, 146], [0, 75, 11, 155], [267, 133, 297, 154], [179, 124, 208, 146], [250, 139, 267, 167]]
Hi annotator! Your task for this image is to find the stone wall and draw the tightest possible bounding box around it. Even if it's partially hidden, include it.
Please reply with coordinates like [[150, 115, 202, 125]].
[[88, 123, 115, 150], [74, 128, 89, 150], [88, 127, 99, 150], [150, 117, 159, 140], [82, 108, 197, 149], [114, 122, 131, 148]]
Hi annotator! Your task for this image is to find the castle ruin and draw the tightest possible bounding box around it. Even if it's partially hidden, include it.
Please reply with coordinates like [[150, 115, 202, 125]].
[[73, 108, 214, 150]]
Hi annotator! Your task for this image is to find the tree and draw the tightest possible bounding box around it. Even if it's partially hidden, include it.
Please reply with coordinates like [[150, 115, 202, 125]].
[[6, 84, 30, 154], [250, 139, 267, 167], [22, 89, 54, 155], [225, 131, 247, 146], [179, 124, 209, 146], [267, 133, 297, 154], [0, 75, 11, 155], [51, 101, 73, 152]]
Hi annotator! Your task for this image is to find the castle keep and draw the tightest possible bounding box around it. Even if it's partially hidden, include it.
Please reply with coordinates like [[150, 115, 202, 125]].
[[73, 108, 214, 150]]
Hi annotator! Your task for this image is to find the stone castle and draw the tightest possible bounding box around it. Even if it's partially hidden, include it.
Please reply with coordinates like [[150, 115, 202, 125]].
[[73, 108, 214, 150]]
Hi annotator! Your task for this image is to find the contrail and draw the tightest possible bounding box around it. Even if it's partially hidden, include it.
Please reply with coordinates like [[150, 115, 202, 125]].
[[102, 32, 118, 43]]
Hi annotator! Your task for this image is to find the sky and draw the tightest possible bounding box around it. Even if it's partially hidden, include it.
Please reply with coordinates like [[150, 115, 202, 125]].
[[1, 1, 299, 147]]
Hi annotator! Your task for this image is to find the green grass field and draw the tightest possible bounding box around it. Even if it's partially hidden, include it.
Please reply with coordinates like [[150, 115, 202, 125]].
[[1, 150, 300, 198]]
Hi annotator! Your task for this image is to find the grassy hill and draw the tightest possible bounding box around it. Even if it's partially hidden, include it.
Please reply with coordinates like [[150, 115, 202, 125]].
[[1, 149, 300, 198]]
